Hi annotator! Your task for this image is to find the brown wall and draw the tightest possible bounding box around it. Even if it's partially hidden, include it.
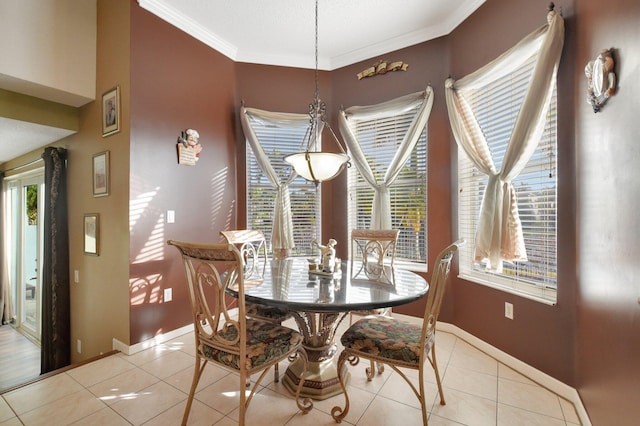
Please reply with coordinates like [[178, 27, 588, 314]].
[[446, 0, 640, 423], [446, 0, 577, 386], [574, 0, 640, 424], [99, 0, 640, 423], [129, 3, 237, 343], [330, 38, 453, 318], [234, 39, 453, 319], [234, 63, 329, 233]]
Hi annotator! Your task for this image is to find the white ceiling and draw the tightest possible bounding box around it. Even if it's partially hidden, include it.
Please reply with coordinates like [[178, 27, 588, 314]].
[[0, 117, 75, 164], [1, 0, 485, 165], [139, 0, 485, 70]]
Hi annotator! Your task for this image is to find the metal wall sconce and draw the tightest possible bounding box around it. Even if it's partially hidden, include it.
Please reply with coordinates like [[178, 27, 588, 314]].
[[585, 48, 616, 113]]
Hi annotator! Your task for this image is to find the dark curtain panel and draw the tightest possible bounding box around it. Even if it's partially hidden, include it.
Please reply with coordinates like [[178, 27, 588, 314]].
[[41, 147, 70, 374]]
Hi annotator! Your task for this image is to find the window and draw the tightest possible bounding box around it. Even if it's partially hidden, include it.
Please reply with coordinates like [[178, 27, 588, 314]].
[[347, 105, 428, 268], [246, 123, 320, 257], [458, 54, 558, 302]]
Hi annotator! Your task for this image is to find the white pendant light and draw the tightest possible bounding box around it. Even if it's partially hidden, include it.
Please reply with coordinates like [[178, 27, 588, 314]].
[[284, 0, 350, 186], [285, 151, 349, 182]]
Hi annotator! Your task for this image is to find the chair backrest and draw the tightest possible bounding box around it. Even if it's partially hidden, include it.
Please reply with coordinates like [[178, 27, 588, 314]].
[[168, 240, 247, 351], [421, 239, 465, 346], [351, 229, 400, 280], [220, 230, 267, 280]]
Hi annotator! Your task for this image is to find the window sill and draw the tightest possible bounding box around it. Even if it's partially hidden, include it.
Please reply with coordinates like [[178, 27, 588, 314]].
[[458, 272, 557, 306]]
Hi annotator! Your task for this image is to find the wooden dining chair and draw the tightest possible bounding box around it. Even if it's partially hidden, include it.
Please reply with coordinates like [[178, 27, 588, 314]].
[[167, 240, 312, 426], [331, 239, 465, 426], [220, 230, 292, 383]]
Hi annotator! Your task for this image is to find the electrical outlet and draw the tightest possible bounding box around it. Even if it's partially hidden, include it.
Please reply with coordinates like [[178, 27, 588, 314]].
[[77, 339, 82, 353], [74, 270, 79, 283], [164, 288, 172, 302], [505, 302, 514, 320]]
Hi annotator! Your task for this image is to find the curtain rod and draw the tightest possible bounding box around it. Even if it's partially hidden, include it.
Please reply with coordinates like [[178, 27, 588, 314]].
[[2, 157, 44, 173]]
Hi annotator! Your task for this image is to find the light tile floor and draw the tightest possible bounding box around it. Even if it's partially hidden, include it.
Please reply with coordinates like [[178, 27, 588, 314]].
[[0, 315, 581, 425]]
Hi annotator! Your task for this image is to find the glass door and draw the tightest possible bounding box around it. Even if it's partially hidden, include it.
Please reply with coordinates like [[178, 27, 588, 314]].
[[8, 174, 44, 342]]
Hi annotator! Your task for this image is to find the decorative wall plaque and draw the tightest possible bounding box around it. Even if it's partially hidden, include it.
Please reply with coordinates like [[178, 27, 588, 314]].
[[357, 60, 408, 80], [177, 129, 202, 165]]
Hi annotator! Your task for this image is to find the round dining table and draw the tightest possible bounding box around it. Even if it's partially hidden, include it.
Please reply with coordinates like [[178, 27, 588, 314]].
[[228, 257, 429, 400]]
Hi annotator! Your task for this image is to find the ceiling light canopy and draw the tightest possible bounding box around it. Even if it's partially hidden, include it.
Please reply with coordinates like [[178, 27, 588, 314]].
[[284, 0, 350, 186]]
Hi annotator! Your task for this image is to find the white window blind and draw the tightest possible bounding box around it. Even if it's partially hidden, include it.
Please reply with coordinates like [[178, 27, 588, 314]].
[[458, 54, 558, 302], [246, 125, 320, 257], [347, 106, 427, 266]]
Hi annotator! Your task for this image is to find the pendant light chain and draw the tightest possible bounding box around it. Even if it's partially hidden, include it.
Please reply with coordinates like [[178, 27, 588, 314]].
[[283, 0, 350, 186], [315, 0, 319, 104], [310, 0, 325, 127]]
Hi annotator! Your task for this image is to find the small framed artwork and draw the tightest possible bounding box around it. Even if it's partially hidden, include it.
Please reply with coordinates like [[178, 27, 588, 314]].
[[92, 151, 110, 197], [84, 213, 99, 256], [102, 86, 120, 137]]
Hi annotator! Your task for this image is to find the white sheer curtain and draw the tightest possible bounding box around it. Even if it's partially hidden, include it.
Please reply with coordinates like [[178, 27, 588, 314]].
[[1, 182, 15, 324], [240, 106, 322, 255], [339, 87, 434, 229], [445, 10, 564, 272]]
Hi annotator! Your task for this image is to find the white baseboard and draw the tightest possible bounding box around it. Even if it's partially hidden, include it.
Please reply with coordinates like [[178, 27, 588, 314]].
[[112, 308, 240, 356], [112, 324, 193, 356], [435, 321, 591, 426]]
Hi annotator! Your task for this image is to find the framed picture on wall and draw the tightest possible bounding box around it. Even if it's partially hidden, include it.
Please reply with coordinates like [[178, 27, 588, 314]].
[[92, 150, 110, 197], [84, 213, 99, 256], [102, 86, 120, 137]]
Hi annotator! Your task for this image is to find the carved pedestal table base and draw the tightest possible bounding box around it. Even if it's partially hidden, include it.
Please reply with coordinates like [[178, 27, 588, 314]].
[[281, 311, 351, 400]]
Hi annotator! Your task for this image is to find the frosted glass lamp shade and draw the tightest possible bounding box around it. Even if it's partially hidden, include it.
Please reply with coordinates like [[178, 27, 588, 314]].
[[285, 152, 349, 183]]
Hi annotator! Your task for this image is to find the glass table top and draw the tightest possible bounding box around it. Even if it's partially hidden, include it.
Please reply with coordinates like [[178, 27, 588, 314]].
[[230, 257, 428, 313]]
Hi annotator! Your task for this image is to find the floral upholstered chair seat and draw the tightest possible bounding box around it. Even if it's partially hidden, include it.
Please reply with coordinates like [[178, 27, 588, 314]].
[[340, 316, 432, 366], [245, 303, 291, 323], [203, 319, 303, 371]]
